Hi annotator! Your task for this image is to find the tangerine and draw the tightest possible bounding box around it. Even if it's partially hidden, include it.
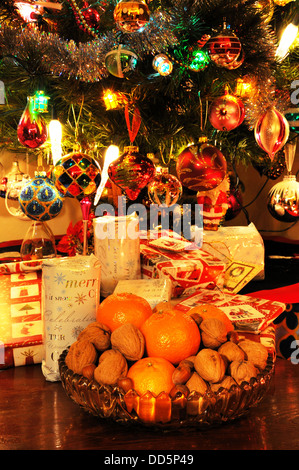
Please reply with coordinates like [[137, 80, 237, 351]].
[[187, 303, 234, 333], [127, 356, 175, 396], [141, 309, 201, 365], [96, 292, 152, 332]]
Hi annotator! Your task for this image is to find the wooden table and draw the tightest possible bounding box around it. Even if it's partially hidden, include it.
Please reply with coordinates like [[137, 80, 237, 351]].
[[0, 357, 299, 451]]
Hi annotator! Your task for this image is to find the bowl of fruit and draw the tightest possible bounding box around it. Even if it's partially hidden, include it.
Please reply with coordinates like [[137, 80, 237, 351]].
[[58, 293, 275, 428]]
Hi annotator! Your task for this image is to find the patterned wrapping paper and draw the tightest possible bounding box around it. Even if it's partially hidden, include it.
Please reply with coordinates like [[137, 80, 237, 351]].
[[0, 269, 43, 369], [140, 234, 226, 298], [175, 288, 286, 334], [0, 259, 42, 274], [113, 278, 172, 308], [201, 223, 265, 294]]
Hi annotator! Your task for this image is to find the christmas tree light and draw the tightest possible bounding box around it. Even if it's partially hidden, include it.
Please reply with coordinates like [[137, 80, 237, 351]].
[[49, 119, 63, 165], [276, 13, 299, 61]]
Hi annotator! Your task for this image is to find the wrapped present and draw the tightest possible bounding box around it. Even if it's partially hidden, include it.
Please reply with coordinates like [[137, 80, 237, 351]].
[[201, 223, 265, 294], [41, 255, 101, 382], [140, 233, 226, 298], [246, 284, 299, 360], [175, 288, 286, 334], [0, 259, 42, 274], [0, 268, 43, 369], [113, 278, 172, 308]]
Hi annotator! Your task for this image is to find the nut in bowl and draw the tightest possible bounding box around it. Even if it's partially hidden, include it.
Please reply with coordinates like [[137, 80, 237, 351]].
[[58, 294, 275, 428]]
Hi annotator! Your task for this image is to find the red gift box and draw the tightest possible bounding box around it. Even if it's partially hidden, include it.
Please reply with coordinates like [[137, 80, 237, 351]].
[[140, 233, 226, 298], [0, 264, 43, 369], [175, 288, 286, 334]]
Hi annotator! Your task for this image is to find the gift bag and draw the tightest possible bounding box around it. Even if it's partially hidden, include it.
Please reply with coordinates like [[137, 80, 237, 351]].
[[41, 255, 101, 381], [93, 214, 141, 297]]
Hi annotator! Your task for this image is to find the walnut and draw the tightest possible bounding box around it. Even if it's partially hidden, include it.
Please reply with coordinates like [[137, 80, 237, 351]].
[[65, 340, 97, 375], [199, 318, 227, 349], [194, 348, 226, 383], [77, 322, 111, 351], [218, 341, 245, 363], [186, 372, 208, 394], [229, 360, 258, 385], [238, 339, 269, 370], [94, 349, 128, 386], [111, 323, 145, 361], [210, 375, 237, 392]]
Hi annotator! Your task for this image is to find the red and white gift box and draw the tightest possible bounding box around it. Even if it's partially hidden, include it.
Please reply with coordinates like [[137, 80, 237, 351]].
[[0, 263, 43, 369], [140, 232, 226, 298], [175, 288, 286, 334]]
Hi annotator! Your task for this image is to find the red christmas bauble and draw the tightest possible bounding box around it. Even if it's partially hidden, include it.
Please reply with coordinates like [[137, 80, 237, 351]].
[[83, 6, 101, 29], [17, 97, 47, 149], [176, 139, 227, 192], [267, 175, 299, 222], [208, 91, 245, 131], [205, 30, 243, 69], [225, 186, 243, 220], [254, 106, 289, 161], [108, 146, 156, 200]]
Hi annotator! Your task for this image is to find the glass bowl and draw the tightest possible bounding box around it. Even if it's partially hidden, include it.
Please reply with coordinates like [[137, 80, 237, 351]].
[[58, 349, 275, 428]]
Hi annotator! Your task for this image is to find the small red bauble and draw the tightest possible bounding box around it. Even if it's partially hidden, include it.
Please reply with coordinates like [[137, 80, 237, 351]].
[[83, 6, 100, 29], [208, 90, 245, 131], [176, 138, 227, 192], [205, 29, 243, 69], [108, 146, 156, 200], [17, 97, 47, 149], [225, 186, 243, 220]]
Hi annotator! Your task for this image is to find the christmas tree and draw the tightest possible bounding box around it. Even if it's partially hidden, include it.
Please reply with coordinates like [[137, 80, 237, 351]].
[[0, 0, 298, 240]]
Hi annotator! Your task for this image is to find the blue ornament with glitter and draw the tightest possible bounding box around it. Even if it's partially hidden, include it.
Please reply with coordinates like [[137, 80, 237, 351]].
[[18, 173, 64, 221]]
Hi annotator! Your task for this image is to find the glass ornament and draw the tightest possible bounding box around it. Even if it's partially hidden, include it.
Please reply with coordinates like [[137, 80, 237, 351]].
[[267, 175, 299, 222], [18, 173, 64, 222], [284, 139, 297, 174], [176, 137, 227, 192], [254, 106, 290, 161], [147, 168, 182, 206], [113, 0, 150, 33], [208, 89, 245, 131], [53, 151, 101, 255], [152, 54, 173, 76], [82, 1, 101, 30], [108, 145, 156, 200], [20, 221, 57, 260], [205, 26, 243, 69], [52, 152, 101, 199], [105, 45, 138, 78], [17, 96, 48, 149], [3, 160, 31, 219], [284, 108, 299, 134]]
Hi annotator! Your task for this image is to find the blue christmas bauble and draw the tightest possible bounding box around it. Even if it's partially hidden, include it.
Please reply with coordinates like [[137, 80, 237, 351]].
[[18, 175, 64, 221]]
